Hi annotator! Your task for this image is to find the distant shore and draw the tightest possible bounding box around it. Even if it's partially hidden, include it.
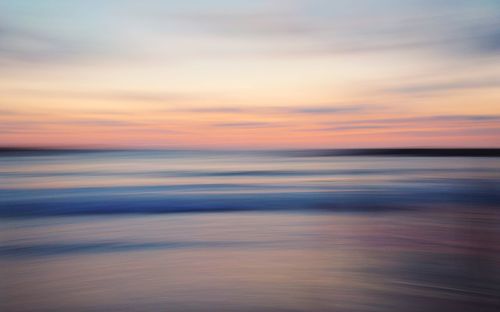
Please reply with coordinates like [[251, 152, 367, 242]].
[[284, 148, 500, 157], [1, 147, 500, 157]]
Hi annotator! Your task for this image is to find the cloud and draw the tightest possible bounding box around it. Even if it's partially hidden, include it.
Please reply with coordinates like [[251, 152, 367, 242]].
[[173, 0, 500, 63], [0, 109, 25, 116], [462, 22, 500, 56], [0, 118, 179, 133], [368, 127, 500, 138], [5, 89, 193, 103], [286, 104, 377, 114], [314, 114, 500, 133], [214, 121, 280, 128], [174, 107, 245, 113], [479, 30, 500, 54], [321, 125, 388, 132], [0, 22, 87, 64], [385, 78, 500, 95], [331, 114, 500, 125], [183, 11, 316, 38], [67, 119, 143, 127], [163, 104, 379, 116], [419, 115, 500, 122]]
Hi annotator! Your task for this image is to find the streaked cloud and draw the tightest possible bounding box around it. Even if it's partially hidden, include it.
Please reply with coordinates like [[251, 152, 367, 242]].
[[321, 125, 389, 132], [170, 104, 379, 115], [171, 106, 246, 113], [385, 78, 500, 95], [176, 0, 500, 60], [316, 114, 500, 133], [0, 23, 76, 63], [183, 11, 315, 38], [4, 89, 195, 103], [214, 122, 281, 128], [286, 104, 378, 114], [323, 114, 500, 126]]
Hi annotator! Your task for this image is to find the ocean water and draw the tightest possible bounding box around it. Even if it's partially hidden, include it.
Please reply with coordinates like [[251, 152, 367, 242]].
[[1, 150, 500, 311], [2, 150, 500, 216]]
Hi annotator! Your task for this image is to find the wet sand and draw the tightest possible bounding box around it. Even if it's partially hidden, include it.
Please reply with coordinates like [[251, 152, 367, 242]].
[[2, 209, 499, 312]]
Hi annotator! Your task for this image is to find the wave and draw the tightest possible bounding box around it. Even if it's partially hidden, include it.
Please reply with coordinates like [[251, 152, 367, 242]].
[[1, 150, 499, 217]]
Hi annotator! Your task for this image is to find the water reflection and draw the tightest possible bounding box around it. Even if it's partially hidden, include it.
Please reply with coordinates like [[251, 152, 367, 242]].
[[2, 211, 499, 312]]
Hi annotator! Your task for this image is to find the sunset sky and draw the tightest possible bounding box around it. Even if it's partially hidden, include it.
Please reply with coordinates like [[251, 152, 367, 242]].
[[1, 0, 499, 148]]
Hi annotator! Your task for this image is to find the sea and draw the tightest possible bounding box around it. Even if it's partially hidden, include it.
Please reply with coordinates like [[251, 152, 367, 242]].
[[1, 150, 499, 311]]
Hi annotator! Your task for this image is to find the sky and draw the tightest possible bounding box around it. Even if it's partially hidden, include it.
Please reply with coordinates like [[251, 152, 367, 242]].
[[1, 0, 499, 148]]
